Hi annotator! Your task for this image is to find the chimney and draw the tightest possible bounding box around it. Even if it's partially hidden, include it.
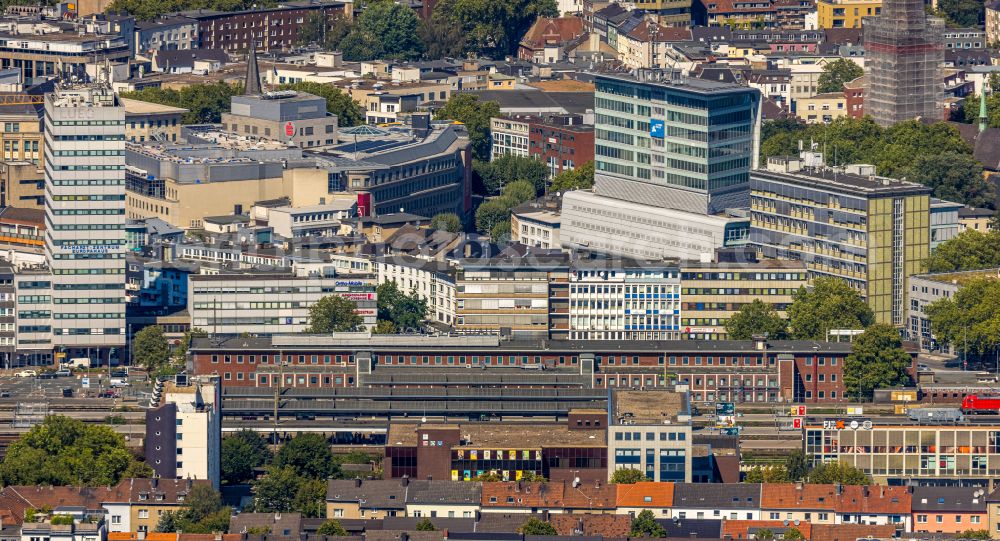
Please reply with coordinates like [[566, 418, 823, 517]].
[[400, 533, 409, 541], [427, 475, 432, 481], [836, 484, 843, 495], [401, 477, 409, 487], [795, 481, 803, 490], [354, 478, 362, 488]]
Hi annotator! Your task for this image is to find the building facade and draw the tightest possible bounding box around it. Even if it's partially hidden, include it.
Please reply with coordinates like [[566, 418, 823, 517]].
[[122, 98, 186, 143], [44, 85, 126, 358], [750, 158, 931, 326], [568, 262, 681, 341], [592, 71, 761, 215], [816, 0, 881, 28], [183, 1, 350, 53], [145, 378, 221, 488], [608, 389, 693, 482], [863, 0, 944, 127]]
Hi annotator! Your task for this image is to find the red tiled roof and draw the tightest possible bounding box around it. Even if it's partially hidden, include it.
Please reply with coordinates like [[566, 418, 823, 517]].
[[624, 21, 692, 42], [615, 482, 673, 508], [810, 523, 898, 541], [520, 16, 586, 50], [836, 485, 910, 514], [549, 514, 630, 537], [722, 520, 813, 540], [760, 483, 839, 511], [481, 481, 615, 510]]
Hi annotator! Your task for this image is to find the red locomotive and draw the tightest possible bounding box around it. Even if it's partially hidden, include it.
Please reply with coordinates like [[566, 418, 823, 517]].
[[961, 395, 1000, 414]]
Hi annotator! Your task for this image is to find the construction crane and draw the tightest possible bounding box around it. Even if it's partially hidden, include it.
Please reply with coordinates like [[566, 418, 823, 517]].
[[0, 94, 45, 105]]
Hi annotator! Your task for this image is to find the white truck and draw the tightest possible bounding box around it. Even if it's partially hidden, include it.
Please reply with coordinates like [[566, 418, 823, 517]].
[[63, 358, 92, 370]]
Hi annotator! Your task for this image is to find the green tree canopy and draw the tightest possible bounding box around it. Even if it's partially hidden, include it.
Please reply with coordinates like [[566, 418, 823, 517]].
[[339, 0, 424, 61], [724, 299, 788, 340], [293, 478, 328, 518], [277, 82, 365, 127], [0, 416, 149, 486], [306, 295, 363, 333], [927, 230, 1000, 272], [107, 0, 274, 20], [630, 509, 666, 538], [430, 212, 463, 233], [905, 152, 996, 208], [926, 277, 1000, 358], [221, 430, 272, 485], [432, 0, 557, 59], [502, 179, 538, 205], [964, 92, 1000, 128], [786, 449, 810, 481], [317, 520, 350, 536], [434, 94, 501, 161], [957, 530, 992, 540], [418, 17, 466, 59], [376, 280, 428, 332], [787, 277, 874, 340], [934, 0, 983, 27], [475, 199, 513, 235], [474, 154, 549, 196], [416, 518, 437, 531], [844, 323, 913, 400], [518, 517, 558, 535], [155, 485, 230, 533], [253, 465, 300, 514], [806, 461, 870, 485], [132, 325, 170, 375], [548, 161, 595, 193], [785, 527, 805, 541], [754, 528, 775, 541], [489, 219, 511, 243], [274, 433, 338, 479], [610, 468, 647, 484], [817, 58, 863, 93], [743, 465, 789, 483], [174, 328, 208, 364], [120, 83, 243, 124]]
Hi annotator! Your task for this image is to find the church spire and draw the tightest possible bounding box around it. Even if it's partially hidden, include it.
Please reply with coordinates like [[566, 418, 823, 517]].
[[245, 44, 262, 96]]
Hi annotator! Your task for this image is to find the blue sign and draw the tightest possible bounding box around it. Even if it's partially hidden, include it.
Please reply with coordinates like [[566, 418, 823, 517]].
[[650, 118, 664, 138]]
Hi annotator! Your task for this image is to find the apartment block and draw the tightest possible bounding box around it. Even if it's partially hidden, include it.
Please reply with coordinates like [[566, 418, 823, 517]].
[[750, 157, 931, 326], [568, 261, 681, 341], [816, 0, 881, 28], [0, 103, 42, 165], [44, 85, 126, 357], [608, 389, 692, 482], [181, 1, 350, 53], [145, 378, 221, 488], [490, 114, 594, 176], [121, 98, 186, 144], [906, 269, 998, 354], [375, 255, 456, 326], [679, 260, 808, 340], [593, 71, 761, 215]]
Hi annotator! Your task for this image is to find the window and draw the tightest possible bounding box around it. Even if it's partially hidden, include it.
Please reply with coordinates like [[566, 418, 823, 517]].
[[112, 516, 122, 525]]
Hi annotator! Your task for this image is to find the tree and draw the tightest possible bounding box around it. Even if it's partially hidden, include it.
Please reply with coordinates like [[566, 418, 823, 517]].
[[786, 449, 810, 481], [277, 82, 365, 127], [807, 461, 870, 485], [306, 295, 363, 333], [471, 472, 502, 482], [817, 58, 864, 93], [844, 323, 914, 400], [904, 152, 996, 208], [935, 0, 983, 27], [754, 528, 774, 541], [132, 326, 170, 375], [502, 179, 538, 206], [489, 220, 511, 243], [610, 468, 647, 484], [432, 0, 557, 59], [743, 465, 789, 483], [518, 517, 558, 535], [927, 230, 1000, 272], [519, 471, 547, 482], [293, 478, 328, 518], [475, 199, 512, 235], [339, 0, 424, 61], [415, 518, 437, 531], [274, 433, 337, 479], [373, 320, 396, 334], [474, 154, 550, 196], [175, 327, 208, 364], [724, 299, 788, 340], [787, 277, 874, 340], [253, 466, 301, 513], [418, 17, 466, 59], [784, 528, 805, 541], [0, 416, 148, 486], [376, 280, 428, 332], [155, 485, 230, 533], [297, 12, 328, 46], [120, 83, 243, 124], [957, 530, 992, 540], [317, 520, 349, 536], [106, 0, 276, 20], [430, 212, 463, 233], [630, 510, 666, 538], [221, 430, 272, 485], [548, 161, 595, 193], [926, 278, 1000, 359], [435, 94, 501, 161]]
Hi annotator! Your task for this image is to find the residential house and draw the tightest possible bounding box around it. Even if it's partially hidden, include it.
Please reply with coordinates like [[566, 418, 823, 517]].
[[911, 486, 987, 534], [102, 478, 209, 534], [760, 483, 839, 525], [617, 22, 691, 69], [836, 485, 911, 529], [325, 479, 407, 519], [479, 481, 616, 514], [615, 482, 674, 518], [549, 514, 631, 536], [19, 521, 105, 541], [722, 520, 812, 540], [671, 483, 761, 521], [843, 75, 864, 118], [229, 513, 302, 536], [404, 481, 481, 519], [518, 16, 587, 64], [795, 92, 847, 123]]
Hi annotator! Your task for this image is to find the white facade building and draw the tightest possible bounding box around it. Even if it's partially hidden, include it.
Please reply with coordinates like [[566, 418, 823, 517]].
[[146, 378, 221, 488], [376, 256, 456, 326], [490, 117, 530, 159], [44, 85, 126, 359], [267, 201, 356, 239], [569, 263, 681, 340]]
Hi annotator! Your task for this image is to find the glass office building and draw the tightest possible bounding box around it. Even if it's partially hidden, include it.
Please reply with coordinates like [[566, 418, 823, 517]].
[[593, 70, 762, 215]]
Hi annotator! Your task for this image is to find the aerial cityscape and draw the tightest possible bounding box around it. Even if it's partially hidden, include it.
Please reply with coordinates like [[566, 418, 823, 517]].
[[0, 0, 997, 539]]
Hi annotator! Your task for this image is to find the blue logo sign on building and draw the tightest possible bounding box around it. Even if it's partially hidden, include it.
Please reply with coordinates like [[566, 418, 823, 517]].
[[650, 119, 665, 138]]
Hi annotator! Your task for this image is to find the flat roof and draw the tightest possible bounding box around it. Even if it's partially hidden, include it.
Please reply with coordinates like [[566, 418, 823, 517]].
[[912, 268, 1000, 285], [121, 97, 188, 116], [612, 389, 687, 424], [753, 167, 932, 197], [386, 422, 606, 448], [595, 71, 755, 95]]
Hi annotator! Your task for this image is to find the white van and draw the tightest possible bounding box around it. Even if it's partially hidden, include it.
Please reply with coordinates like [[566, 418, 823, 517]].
[[64, 358, 91, 369]]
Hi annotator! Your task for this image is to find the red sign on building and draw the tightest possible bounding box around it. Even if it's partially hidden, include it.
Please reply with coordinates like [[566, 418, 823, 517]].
[[284, 121, 295, 137]]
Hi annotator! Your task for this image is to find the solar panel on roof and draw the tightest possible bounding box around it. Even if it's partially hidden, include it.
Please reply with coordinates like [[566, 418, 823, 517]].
[[331, 138, 410, 154]]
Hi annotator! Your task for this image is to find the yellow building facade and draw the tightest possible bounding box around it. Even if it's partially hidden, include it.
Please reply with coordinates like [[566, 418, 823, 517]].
[[816, 0, 881, 28]]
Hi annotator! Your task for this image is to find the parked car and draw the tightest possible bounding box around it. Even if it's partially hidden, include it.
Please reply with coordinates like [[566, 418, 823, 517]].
[[98, 390, 119, 399], [62, 388, 73, 398], [14, 370, 36, 378], [110, 370, 128, 378], [55, 368, 72, 377], [0, 391, 10, 398], [36, 372, 55, 380]]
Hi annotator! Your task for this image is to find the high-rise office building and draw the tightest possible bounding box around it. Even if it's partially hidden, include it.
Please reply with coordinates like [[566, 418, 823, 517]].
[[44, 85, 126, 358], [863, 0, 943, 127], [592, 70, 761, 215]]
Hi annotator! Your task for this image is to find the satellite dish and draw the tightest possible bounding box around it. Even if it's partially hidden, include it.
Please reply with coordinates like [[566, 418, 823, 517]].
[[420, 416, 427, 423]]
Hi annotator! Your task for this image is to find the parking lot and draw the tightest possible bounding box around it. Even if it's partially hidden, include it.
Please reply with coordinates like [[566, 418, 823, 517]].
[[0, 370, 154, 402]]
